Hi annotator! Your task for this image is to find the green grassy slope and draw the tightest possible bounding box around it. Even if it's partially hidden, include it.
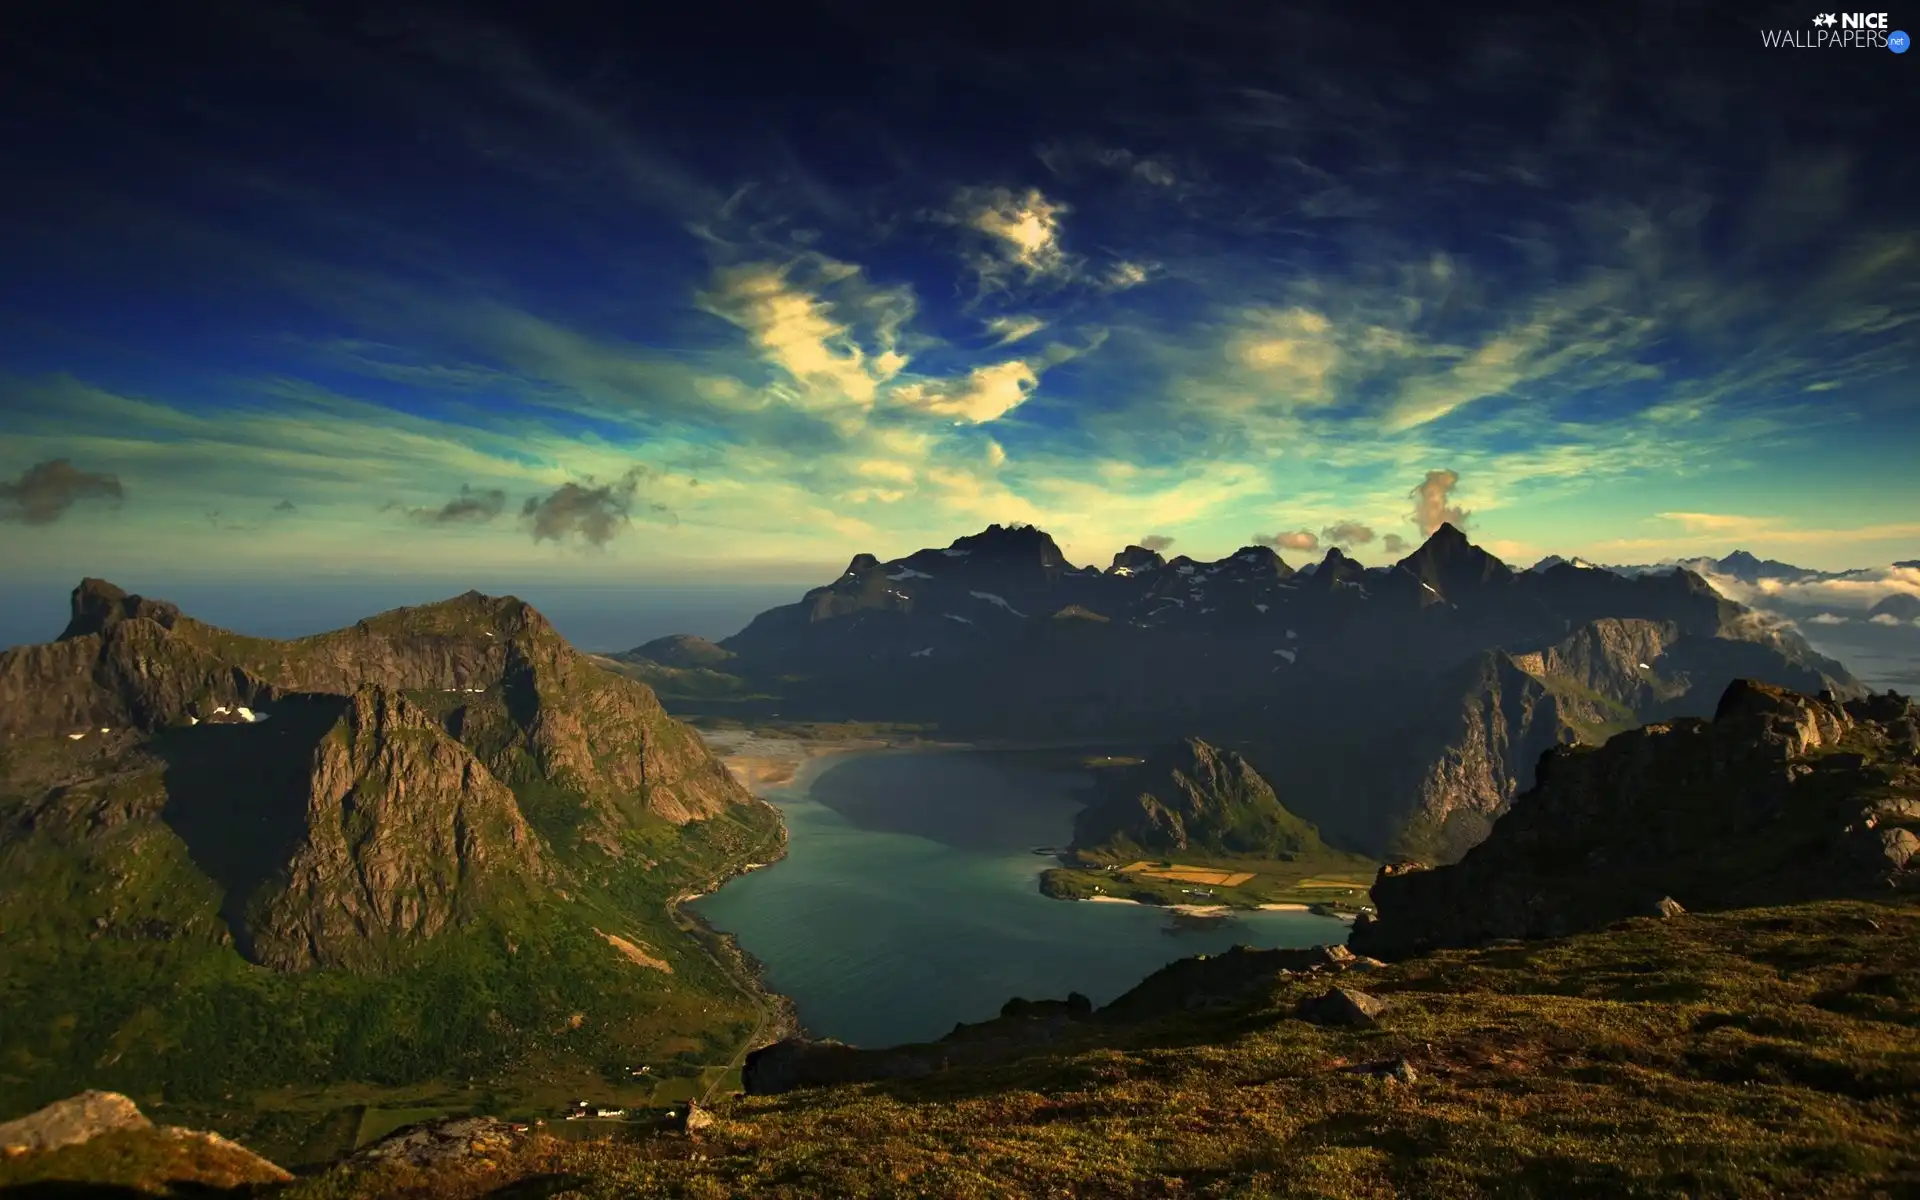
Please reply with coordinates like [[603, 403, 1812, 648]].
[[0, 729, 783, 1165], [253, 895, 1920, 1199]]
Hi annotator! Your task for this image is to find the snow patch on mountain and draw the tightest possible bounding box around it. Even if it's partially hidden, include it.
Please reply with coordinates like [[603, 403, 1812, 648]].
[[969, 591, 1028, 617], [888, 567, 933, 581], [944, 613, 974, 624]]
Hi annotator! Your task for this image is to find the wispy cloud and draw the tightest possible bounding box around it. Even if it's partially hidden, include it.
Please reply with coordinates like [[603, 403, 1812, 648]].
[[984, 315, 1047, 347], [394, 485, 508, 526], [943, 186, 1076, 293]]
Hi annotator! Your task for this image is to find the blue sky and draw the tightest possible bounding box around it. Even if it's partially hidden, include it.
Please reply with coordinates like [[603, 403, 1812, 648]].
[[2, 0, 1917, 602]]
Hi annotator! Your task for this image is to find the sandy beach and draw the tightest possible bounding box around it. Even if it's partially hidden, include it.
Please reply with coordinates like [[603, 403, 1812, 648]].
[[1082, 897, 1325, 917], [699, 729, 889, 794]]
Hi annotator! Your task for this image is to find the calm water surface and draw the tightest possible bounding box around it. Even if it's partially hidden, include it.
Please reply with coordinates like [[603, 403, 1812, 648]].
[[691, 748, 1349, 1048]]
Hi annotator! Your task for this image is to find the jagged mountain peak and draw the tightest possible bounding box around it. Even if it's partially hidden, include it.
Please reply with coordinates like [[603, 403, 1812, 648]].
[[948, 523, 1068, 565], [1225, 545, 1288, 571], [59, 577, 186, 641], [1109, 545, 1167, 575], [1399, 523, 1513, 594]]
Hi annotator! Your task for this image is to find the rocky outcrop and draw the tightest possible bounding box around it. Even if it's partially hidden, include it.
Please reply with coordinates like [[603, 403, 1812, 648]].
[[1072, 738, 1323, 859], [745, 942, 1372, 1095], [247, 686, 547, 972], [1295, 987, 1390, 1028], [0, 1092, 290, 1188], [1351, 681, 1920, 959], [0, 606, 277, 740], [0, 1090, 150, 1153], [351, 1116, 531, 1168]]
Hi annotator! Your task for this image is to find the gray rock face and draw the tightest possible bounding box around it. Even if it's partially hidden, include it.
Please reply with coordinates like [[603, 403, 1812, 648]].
[[1862, 827, 1919, 870], [1352, 680, 1919, 960], [0, 1091, 291, 1187], [248, 686, 548, 972], [1296, 987, 1391, 1029], [353, 1116, 527, 1167], [0, 1090, 150, 1154]]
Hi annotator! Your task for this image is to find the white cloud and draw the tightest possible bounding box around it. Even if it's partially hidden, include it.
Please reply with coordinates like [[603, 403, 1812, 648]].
[[984, 315, 1048, 347], [1105, 260, 1154, 290], [1693, 565, 1920, 613], [1230, 307, 1343, 407], [891, 360, 1039, 424], [1807, 612, 1848, 625], [1256, 529, 1320, 551], [943, 186, 1077, 291], [695, 258, 912, 413]]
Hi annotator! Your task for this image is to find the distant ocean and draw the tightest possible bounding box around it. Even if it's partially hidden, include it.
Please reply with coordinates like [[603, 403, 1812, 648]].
[[0, 576, 817, 653]]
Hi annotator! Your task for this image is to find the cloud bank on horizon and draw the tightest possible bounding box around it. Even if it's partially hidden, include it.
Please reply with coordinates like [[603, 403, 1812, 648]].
[[0, 2, 1916, 583]]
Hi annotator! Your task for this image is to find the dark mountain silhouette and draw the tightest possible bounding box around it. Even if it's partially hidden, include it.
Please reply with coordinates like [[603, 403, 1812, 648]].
[[678, 523, 1861, 860]]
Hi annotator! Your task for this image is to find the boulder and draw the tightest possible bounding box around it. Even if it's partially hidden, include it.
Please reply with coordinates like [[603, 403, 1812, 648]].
[[353, 1116, 526, 1167], [1347, 1057, 1419, 1084], [0, 1090, 150, 1155], [676, 1102, 715, 1134], [1855, 826, 1920, 871], [1650, 896, 1686, 919], [1296, 987, 1391, 1029]]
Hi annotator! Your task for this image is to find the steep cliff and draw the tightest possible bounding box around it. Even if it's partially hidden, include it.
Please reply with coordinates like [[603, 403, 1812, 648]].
[[246, 687, 547, 972], [1390, 652, 1579, 862], [0, 582, 279, 740], [1072, 738, 1323, 859], [0, 580, 777, 1115], [1351, 681, 1920, 958]]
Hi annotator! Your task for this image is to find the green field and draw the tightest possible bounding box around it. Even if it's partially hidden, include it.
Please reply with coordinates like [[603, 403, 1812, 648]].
[[1040, 846, 1379, 912]]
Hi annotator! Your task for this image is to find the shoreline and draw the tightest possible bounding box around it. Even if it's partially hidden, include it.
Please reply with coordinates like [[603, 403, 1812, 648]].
[[1078, 895, 1352, 921], [678, 729, 916, 1063]]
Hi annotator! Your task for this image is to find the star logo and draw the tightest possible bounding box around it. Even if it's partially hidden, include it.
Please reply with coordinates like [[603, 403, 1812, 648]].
[[1812, 12, 1837, 24]]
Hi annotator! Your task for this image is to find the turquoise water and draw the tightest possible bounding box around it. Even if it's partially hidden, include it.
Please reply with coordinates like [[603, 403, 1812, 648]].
[[691, 748, 1350, 1048]]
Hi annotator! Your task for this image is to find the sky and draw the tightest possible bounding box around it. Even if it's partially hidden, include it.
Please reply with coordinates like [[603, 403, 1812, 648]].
[[2, 0, 1918, 633]]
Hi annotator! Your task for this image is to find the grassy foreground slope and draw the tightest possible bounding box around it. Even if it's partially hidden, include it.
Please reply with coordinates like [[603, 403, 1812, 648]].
[[257, 896, 1920, 1199]]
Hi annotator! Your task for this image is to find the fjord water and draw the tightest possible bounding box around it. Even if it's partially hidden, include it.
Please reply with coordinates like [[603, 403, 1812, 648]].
[[692, 749, 1349, 1049]]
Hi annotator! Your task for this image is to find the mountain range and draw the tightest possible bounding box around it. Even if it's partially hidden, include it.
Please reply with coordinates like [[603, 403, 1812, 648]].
[[629, 522, 1861, 861], [0, 580, 779, 1117]]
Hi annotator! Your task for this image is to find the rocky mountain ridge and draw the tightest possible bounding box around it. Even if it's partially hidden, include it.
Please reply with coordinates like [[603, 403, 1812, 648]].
[[0, 580, 775, 1117], [675, 522, 1860, 860], [1351, 680, 1920, 958]]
